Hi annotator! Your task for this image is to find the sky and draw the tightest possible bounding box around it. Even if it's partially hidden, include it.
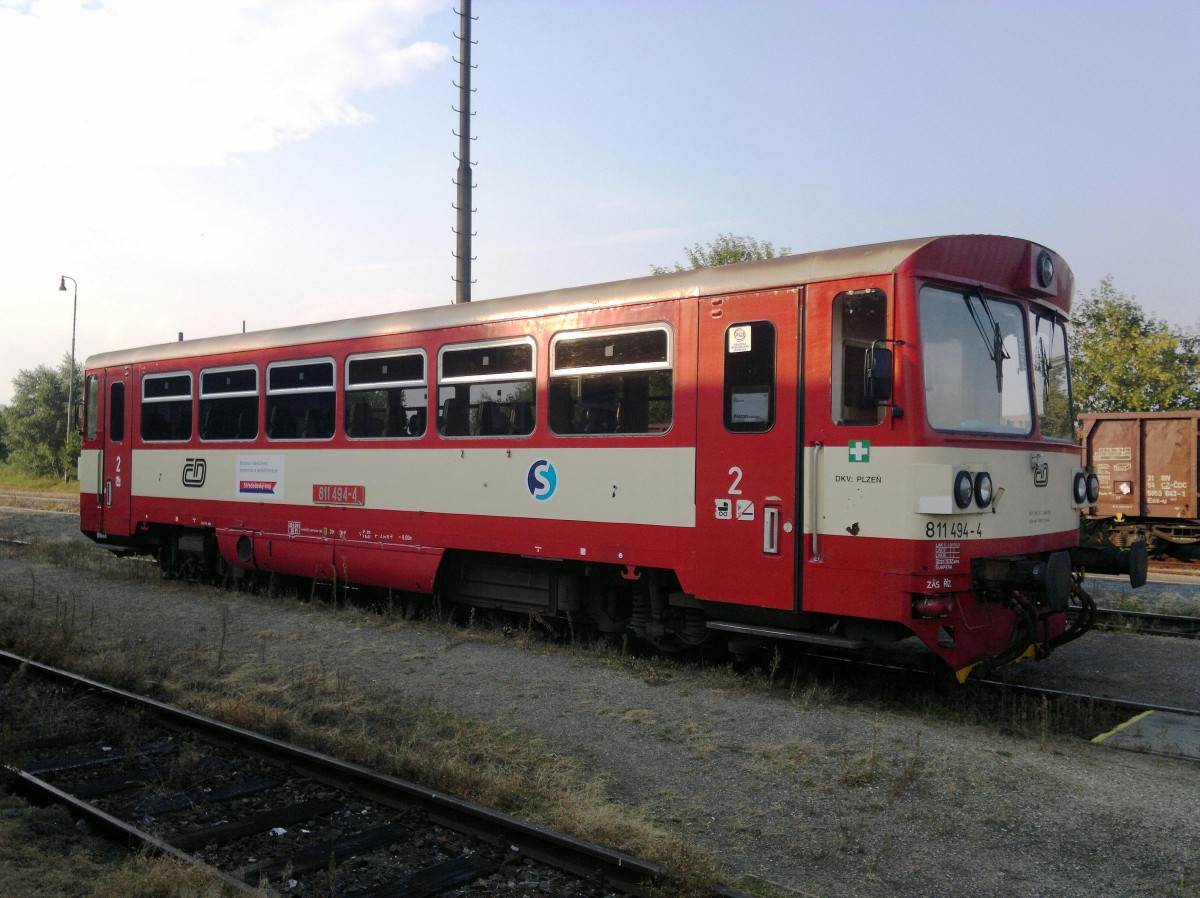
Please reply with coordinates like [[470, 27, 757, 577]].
[[2, 0, 1197, 407]]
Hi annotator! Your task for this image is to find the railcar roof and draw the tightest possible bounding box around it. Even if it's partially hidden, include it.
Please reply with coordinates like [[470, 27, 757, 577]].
[[86, 234, 987, 368]]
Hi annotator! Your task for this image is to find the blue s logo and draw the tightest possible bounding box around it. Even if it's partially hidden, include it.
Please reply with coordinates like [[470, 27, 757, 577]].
[[527, 459, 557, 501]]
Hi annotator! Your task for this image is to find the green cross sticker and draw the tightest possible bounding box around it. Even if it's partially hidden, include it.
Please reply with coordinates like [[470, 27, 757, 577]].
[[848, 440, 870, 463]]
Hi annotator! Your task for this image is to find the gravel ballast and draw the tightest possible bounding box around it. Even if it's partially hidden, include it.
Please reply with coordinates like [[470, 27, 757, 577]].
[[1, 509, 1198, 897]]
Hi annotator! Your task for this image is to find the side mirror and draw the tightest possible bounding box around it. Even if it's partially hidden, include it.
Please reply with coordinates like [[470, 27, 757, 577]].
[[865, 346, 893, 404]]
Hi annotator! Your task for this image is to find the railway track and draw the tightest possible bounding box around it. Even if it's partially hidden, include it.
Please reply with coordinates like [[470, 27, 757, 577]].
[[1086, 606, 1200, 638], [0, 649, 741, 898]]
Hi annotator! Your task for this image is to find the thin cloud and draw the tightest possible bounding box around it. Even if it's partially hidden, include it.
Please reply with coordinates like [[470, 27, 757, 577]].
[[0, 0, 451, 171]]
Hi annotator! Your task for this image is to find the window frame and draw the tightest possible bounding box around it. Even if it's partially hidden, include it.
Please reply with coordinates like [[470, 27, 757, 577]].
[[436, 337, 537, 439], [548, 323, 674, 437], [343, 348, 428, 440], [549, 323, 674, 377], [721, 320, 776, 434], [831, 289, 888, 427], [918, 284, 1034, 437], [198, 364, 259, 442], [438, 336, 537, 386], [1031, 309, 1076, 442], [265, 357, 337, 442], [84, 374, 100, 441], [140, 370, 194, 443]]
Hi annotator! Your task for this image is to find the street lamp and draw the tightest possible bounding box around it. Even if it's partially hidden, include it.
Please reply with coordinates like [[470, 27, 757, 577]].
[[58, 275, 78, 460]]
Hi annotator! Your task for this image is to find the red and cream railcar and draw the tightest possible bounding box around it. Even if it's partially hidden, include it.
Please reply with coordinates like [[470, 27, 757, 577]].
[[79, 235, 1096, 676]]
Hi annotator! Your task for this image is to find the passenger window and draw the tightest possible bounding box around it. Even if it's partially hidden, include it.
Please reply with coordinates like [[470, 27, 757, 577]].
[[345, 351, 427, 438], [109, 382, 125, 443], [266, 359, 335, 440], [723, 321, 775, 433], [199, 366, 258, 441], [549, 325, 673, 435], [437, 338, 536, 438], [832, 290, 887, 426], [141, 372, 193, 442], [84, 375, 99, 441]]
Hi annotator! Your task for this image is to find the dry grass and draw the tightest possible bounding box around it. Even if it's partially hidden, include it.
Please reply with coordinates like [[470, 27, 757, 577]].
[[0, 577, 724, 896], [0, 798, 248, 898]]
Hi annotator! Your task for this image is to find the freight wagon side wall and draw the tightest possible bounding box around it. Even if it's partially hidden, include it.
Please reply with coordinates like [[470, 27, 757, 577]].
[[1081, 411, 1200, 520]]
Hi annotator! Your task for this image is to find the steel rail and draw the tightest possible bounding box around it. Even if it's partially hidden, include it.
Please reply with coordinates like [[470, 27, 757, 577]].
[[0, 649, 749, 898], [1078, 606, 1200, 639], [6, 768, 258, 895], [972, 676, 1200, 718]]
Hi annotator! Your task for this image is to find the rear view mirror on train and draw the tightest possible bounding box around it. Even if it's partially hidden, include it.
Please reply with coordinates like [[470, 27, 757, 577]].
[[865, 346, 893, 404]]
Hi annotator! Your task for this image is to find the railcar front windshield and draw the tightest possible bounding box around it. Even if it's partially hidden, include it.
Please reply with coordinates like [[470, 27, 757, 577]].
[[919, 285, 1034, 435]]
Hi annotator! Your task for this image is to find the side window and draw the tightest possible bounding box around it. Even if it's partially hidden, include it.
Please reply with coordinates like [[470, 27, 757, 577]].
[[832, 290, 887, 426], [1032, 313, 1073, 441], [109, 382, 125, 443], [200, 366, 258, 441], [266, 359, 335, 440], [345, 351, 427, 438], [437, 338, 536, 438], [84, 375, 99, 441], [549, 325, 673, 435], [723, 322, 775, 433], [141, 372, 193, 442]]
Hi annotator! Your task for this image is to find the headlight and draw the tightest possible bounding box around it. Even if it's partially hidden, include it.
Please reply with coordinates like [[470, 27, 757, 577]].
[[974, 471, 993, 508], [1037, 250, 1055, 288], [954, 470, 974, 509], [1086, 473, 1100, 504], [1073, 471, 1088, 504]]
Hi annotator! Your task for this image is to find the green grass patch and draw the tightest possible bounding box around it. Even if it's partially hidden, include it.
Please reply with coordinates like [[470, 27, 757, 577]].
[[0, 461, 77, 492]]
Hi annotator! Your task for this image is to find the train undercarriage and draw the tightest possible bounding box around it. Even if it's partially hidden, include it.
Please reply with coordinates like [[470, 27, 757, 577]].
[[93, 522, 1130, 677]]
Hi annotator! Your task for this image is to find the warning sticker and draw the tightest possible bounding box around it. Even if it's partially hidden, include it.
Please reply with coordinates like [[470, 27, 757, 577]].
[[935, 542, 961, 571]]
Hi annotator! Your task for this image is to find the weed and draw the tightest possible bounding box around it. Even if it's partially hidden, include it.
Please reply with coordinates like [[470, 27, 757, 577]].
[[891, 730, 923, 795], [767, 645, 782, 687], [838, 727, 881, 787]]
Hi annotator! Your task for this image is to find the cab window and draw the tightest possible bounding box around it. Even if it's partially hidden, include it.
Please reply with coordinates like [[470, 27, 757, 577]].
[[832, 290, 887, 426]]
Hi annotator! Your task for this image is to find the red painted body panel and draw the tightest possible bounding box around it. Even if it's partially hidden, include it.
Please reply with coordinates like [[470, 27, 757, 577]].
[[78, 235, 1084, 672]]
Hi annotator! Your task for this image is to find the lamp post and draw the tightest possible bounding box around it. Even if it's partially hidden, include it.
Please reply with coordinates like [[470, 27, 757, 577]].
[[58, 276, 78, 468]]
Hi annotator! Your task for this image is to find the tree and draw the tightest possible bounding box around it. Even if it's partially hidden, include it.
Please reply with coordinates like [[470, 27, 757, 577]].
[[1069, 276, 1200, 414], [5, 355, 81, 479], [0, 406, 8, 463], [652, 233, 791, 274]]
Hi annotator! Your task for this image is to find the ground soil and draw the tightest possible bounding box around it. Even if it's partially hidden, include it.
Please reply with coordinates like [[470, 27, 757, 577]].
[[1, 508, 1198, 898]]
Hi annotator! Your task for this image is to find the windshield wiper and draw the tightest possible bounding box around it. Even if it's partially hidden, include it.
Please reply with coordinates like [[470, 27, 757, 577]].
[[1037, 336, 1052, 406], [963, 287, 1009, 392]]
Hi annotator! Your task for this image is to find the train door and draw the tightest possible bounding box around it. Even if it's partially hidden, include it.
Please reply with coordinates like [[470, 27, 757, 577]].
[[100, 370, 133, 536], [79, 373, 104, 534], [693, 289, 801, 609], [800, 277, 893, 619]]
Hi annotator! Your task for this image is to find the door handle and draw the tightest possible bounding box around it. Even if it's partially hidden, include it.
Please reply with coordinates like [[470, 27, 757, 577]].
[[763, 505, 780, 554], [104, 479, 112, 508]]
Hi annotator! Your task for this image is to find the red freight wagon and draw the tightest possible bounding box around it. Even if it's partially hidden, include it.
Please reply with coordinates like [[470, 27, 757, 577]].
[[79, 235, 1135, 678]]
